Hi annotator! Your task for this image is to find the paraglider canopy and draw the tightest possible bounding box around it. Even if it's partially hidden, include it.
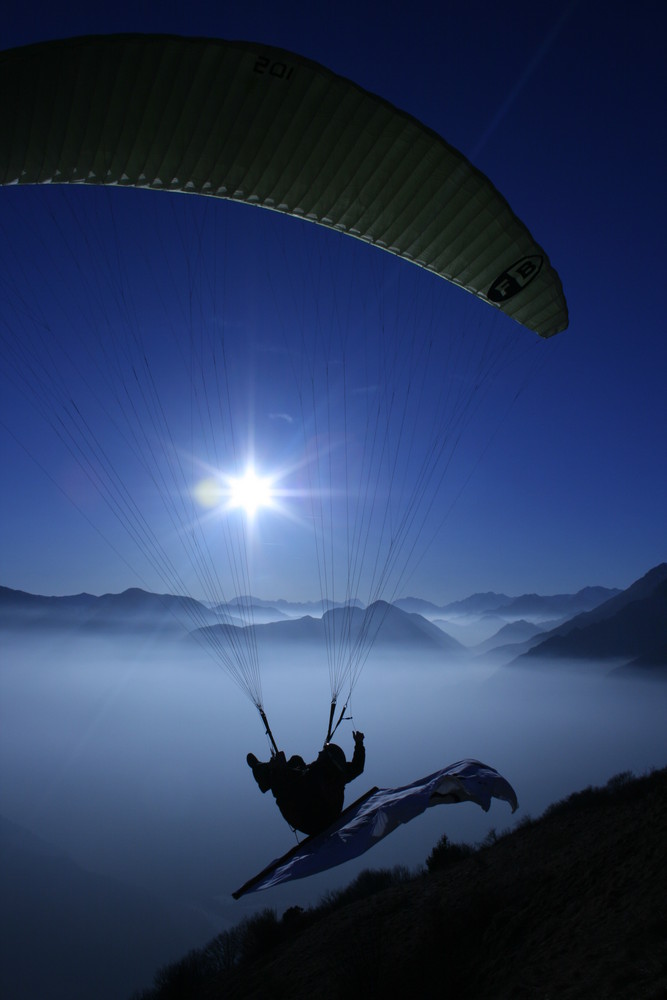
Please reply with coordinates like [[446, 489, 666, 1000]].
[[0, 33, 567, 337]]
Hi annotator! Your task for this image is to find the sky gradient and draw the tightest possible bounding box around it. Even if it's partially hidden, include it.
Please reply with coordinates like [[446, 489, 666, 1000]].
[[1, 10, 666, 995], [1, 0, 665, 604]]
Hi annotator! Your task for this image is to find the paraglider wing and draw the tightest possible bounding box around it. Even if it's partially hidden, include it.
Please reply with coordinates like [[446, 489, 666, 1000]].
[[0, 34, 567, 336], [232, 759, 518, 897]]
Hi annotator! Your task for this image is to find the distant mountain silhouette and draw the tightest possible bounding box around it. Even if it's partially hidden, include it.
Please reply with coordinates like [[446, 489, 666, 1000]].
[[493, 586, 620, 621], [0, 585, 218, 633], [0, 571, 658, 667], [197, 601, 465, 653], [213, 601, 290, 626], [400, 587, 619, 635], [200, 613, 325, 645], [358, 602, 463, 651], [439, 592, 513, 616], [394, 596, 451, 616], [395, 587, 616, 653], [472, 619, 546, 656], [221, 595, 364, 617], [513, 564, 667, 670]]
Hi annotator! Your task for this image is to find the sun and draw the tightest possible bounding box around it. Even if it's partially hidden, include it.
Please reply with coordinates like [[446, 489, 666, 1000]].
[[195, 464, 280, 519], [227, 467, 274, 517], [194, 457, 307, 526]]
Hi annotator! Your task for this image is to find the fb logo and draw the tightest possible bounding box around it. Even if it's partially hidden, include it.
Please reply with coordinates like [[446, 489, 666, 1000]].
[[488, 256, 543, 302]]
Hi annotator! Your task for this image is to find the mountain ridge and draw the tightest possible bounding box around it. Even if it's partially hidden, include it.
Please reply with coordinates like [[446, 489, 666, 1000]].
[[196, 600, 465, 653], [2, 566, 664, 670], [513, 564, 667, 669]]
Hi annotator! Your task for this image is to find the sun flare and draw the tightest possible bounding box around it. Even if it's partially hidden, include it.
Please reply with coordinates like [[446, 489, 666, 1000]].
[[195, 465, 278, 519], [228, 468, 274, 517]]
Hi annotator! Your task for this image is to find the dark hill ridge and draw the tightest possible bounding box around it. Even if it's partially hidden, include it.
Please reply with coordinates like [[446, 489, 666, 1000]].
[[134, 767, 667, 1000], [543, 563, 666, 635], [515, 563, 667, 669]]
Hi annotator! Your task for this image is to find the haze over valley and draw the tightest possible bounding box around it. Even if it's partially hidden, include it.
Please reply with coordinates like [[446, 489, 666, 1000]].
[[1, 564, 665, 999]]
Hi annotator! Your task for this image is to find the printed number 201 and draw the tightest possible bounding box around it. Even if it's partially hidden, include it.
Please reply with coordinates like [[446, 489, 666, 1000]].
[[254, 56, 294, 80]]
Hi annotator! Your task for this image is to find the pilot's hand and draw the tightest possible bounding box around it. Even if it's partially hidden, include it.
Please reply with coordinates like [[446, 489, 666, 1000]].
[[353, 730, 365, 744]]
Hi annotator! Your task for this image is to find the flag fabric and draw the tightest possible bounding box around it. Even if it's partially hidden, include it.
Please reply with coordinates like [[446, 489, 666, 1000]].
[[233, 759, 518, 898]]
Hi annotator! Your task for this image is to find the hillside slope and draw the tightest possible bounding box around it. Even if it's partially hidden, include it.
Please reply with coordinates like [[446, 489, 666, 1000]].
[[137, 767, 667, 999], [518, 565, 667, 668]]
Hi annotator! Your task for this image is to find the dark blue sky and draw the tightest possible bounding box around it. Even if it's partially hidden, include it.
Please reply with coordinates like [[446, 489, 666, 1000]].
[[1, 0, 665, 603], [1, 9, 666, 993]]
